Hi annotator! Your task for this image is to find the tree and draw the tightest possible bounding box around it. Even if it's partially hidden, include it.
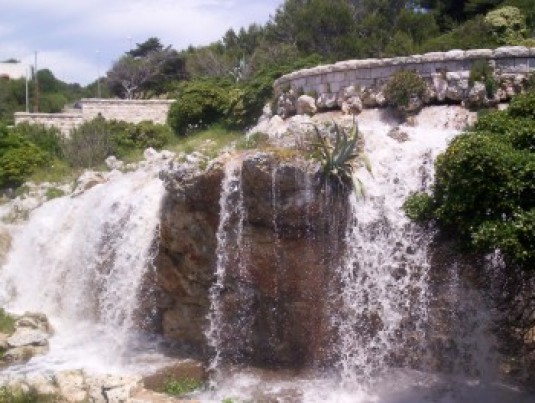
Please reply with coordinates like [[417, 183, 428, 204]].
[[107, 39, 187, 98], [127, 37, 164, 58]]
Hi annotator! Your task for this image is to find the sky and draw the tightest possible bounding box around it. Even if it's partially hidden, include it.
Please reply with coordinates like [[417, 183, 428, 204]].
[[0, 0, 283, 85]]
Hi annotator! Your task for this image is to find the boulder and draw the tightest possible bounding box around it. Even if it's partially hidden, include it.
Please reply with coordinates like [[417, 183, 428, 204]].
[[105, 155, 124, 170], [467, 81, 488, 107], [56, 370, 88, 402], [73, 171, 107, 195], [2, 345, 48, 364], [296, 95, 317, 116], [7, 328, 48, 348], [387, 127, 410, 143], [316, 93, 338, 110]]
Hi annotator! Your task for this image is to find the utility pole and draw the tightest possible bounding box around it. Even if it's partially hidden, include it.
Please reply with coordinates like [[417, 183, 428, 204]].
[[25, 66, 29, 113], [34, 51, 39, 113]]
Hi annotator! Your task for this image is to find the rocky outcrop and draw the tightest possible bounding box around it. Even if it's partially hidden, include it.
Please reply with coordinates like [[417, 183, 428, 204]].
[[0, 370, 142, 402], [1, 312, 53, 365], [156, 152, 350, 368]]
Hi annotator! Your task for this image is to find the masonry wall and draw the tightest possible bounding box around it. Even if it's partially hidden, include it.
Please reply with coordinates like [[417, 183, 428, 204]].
[[14, 98, 175, 136], [274, 46, 535, 96], [14, 113, 84, 136]]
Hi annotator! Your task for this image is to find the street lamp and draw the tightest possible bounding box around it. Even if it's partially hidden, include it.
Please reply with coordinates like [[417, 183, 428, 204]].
[[96, 50, 101, 98]]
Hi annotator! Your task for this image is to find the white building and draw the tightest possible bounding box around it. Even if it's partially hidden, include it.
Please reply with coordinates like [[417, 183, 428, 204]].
[[0, 62, 26, 80]]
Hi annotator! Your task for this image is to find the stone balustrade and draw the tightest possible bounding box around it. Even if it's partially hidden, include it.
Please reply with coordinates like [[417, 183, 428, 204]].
[[274, 46, 535, 96]]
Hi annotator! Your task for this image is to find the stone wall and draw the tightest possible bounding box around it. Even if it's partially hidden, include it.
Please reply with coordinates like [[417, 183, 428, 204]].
[[80, 99, 174, 124], [14, 112, 84, 136], [274, 46, 535, 95], [14, 98, 175, 136], [273, 46, 535, 116]]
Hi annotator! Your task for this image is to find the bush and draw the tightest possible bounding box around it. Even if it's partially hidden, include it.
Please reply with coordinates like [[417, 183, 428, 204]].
[[384, 70, 427, 116], [508, 90, 535, 119], [0, 129, 50, 188], [110, 120, 172, 156], [469, 59, 497, 98], [421, 96, 535, 269], [0, 308, 15, 334], [402, 192, 435, 222], [168, 80, 230, 135], [63, 117, 114, 168], [12, 123, 64, 159]]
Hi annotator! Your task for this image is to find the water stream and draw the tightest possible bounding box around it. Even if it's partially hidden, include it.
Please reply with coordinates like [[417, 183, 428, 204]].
[[0, 167, 167, 374]]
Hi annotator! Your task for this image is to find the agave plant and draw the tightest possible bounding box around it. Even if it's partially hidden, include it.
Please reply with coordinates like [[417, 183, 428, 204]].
[[310, 120, 372, 196]]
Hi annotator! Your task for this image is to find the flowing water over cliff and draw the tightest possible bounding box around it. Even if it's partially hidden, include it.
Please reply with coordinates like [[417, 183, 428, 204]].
[[1, 107, 533, 402], [195, 108, 533, 402], [0, 167, 166, 374]]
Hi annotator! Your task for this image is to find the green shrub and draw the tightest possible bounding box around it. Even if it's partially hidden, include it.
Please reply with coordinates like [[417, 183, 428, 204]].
[[111, 120, 172, 157], [508, 90, 535, 119], [0, 386, 60, 403], [168, 80, 230, 135], [12, 123, 64, 159], [0, 142, 49, 188], [45, 187, 65, 200], [383, 70, 427, 115], [402, 192, 435, 222], [427, 105, 535, 268], [469, 59, 497, 98], [485, 6, 528, 45], [163, 378, 203, 397], [63, 117, 114, 168], [0, 308, 15, 334]]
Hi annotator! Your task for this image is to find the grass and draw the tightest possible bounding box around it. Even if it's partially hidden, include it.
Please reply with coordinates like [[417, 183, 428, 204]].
[[28, 159, 82, 186], [163, 377, 203, 397], [45, 187, 65, 200], [0, 387, 61, 403], [167, 125, 243, 159], [0, 308, 15, 334]]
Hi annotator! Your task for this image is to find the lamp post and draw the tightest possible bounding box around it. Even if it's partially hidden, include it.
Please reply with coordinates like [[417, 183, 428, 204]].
[[96, 50, 101, 98]]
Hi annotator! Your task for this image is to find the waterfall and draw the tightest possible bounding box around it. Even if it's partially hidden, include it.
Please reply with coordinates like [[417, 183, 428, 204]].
[[0, 167, 165, 373], [207, 159, 249, 378], [336, 112, 451, 383]]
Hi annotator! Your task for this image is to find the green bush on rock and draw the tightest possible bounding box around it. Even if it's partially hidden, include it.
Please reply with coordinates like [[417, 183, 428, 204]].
[[407, 90, 535, 270], [384, 70, 427, 117]]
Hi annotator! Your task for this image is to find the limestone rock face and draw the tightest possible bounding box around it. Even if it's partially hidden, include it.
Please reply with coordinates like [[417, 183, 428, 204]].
[[156, 153, 350, 367]]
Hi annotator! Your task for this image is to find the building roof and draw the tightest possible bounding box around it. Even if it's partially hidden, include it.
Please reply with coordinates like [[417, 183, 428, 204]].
[[0, 62, 26, 80]]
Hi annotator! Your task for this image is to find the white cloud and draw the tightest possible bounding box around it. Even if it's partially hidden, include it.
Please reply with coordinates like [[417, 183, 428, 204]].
[[0, 0, 282, 84]]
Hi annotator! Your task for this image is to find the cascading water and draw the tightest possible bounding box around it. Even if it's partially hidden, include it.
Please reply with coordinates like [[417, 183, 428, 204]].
[[0, 166, 166, 374], [207, 159, 251, 379], [336, 110, 450, 383]]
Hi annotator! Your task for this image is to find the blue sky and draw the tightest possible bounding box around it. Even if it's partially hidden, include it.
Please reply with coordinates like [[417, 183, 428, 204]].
[[0, 0, 283, 85]]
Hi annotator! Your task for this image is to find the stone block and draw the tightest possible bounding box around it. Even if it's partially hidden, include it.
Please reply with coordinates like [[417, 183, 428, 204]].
[[443, 49, 465, 60], [465, 49, 493, 59], [494, 46, 530, 58], [422, 52, 445, 62]]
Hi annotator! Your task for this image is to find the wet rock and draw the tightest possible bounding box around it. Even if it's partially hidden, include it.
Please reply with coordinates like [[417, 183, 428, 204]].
[[387, 126, 410, 143], [467, 81, 488, 108], [316, 93, 338, 110], [73, 171, 107, 195], [105, 155, 124, 170], [7, 328, 48, 348], [2, 345, 49, 363], [56, 370, 88, 402], [296, 95, 317, 116]]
